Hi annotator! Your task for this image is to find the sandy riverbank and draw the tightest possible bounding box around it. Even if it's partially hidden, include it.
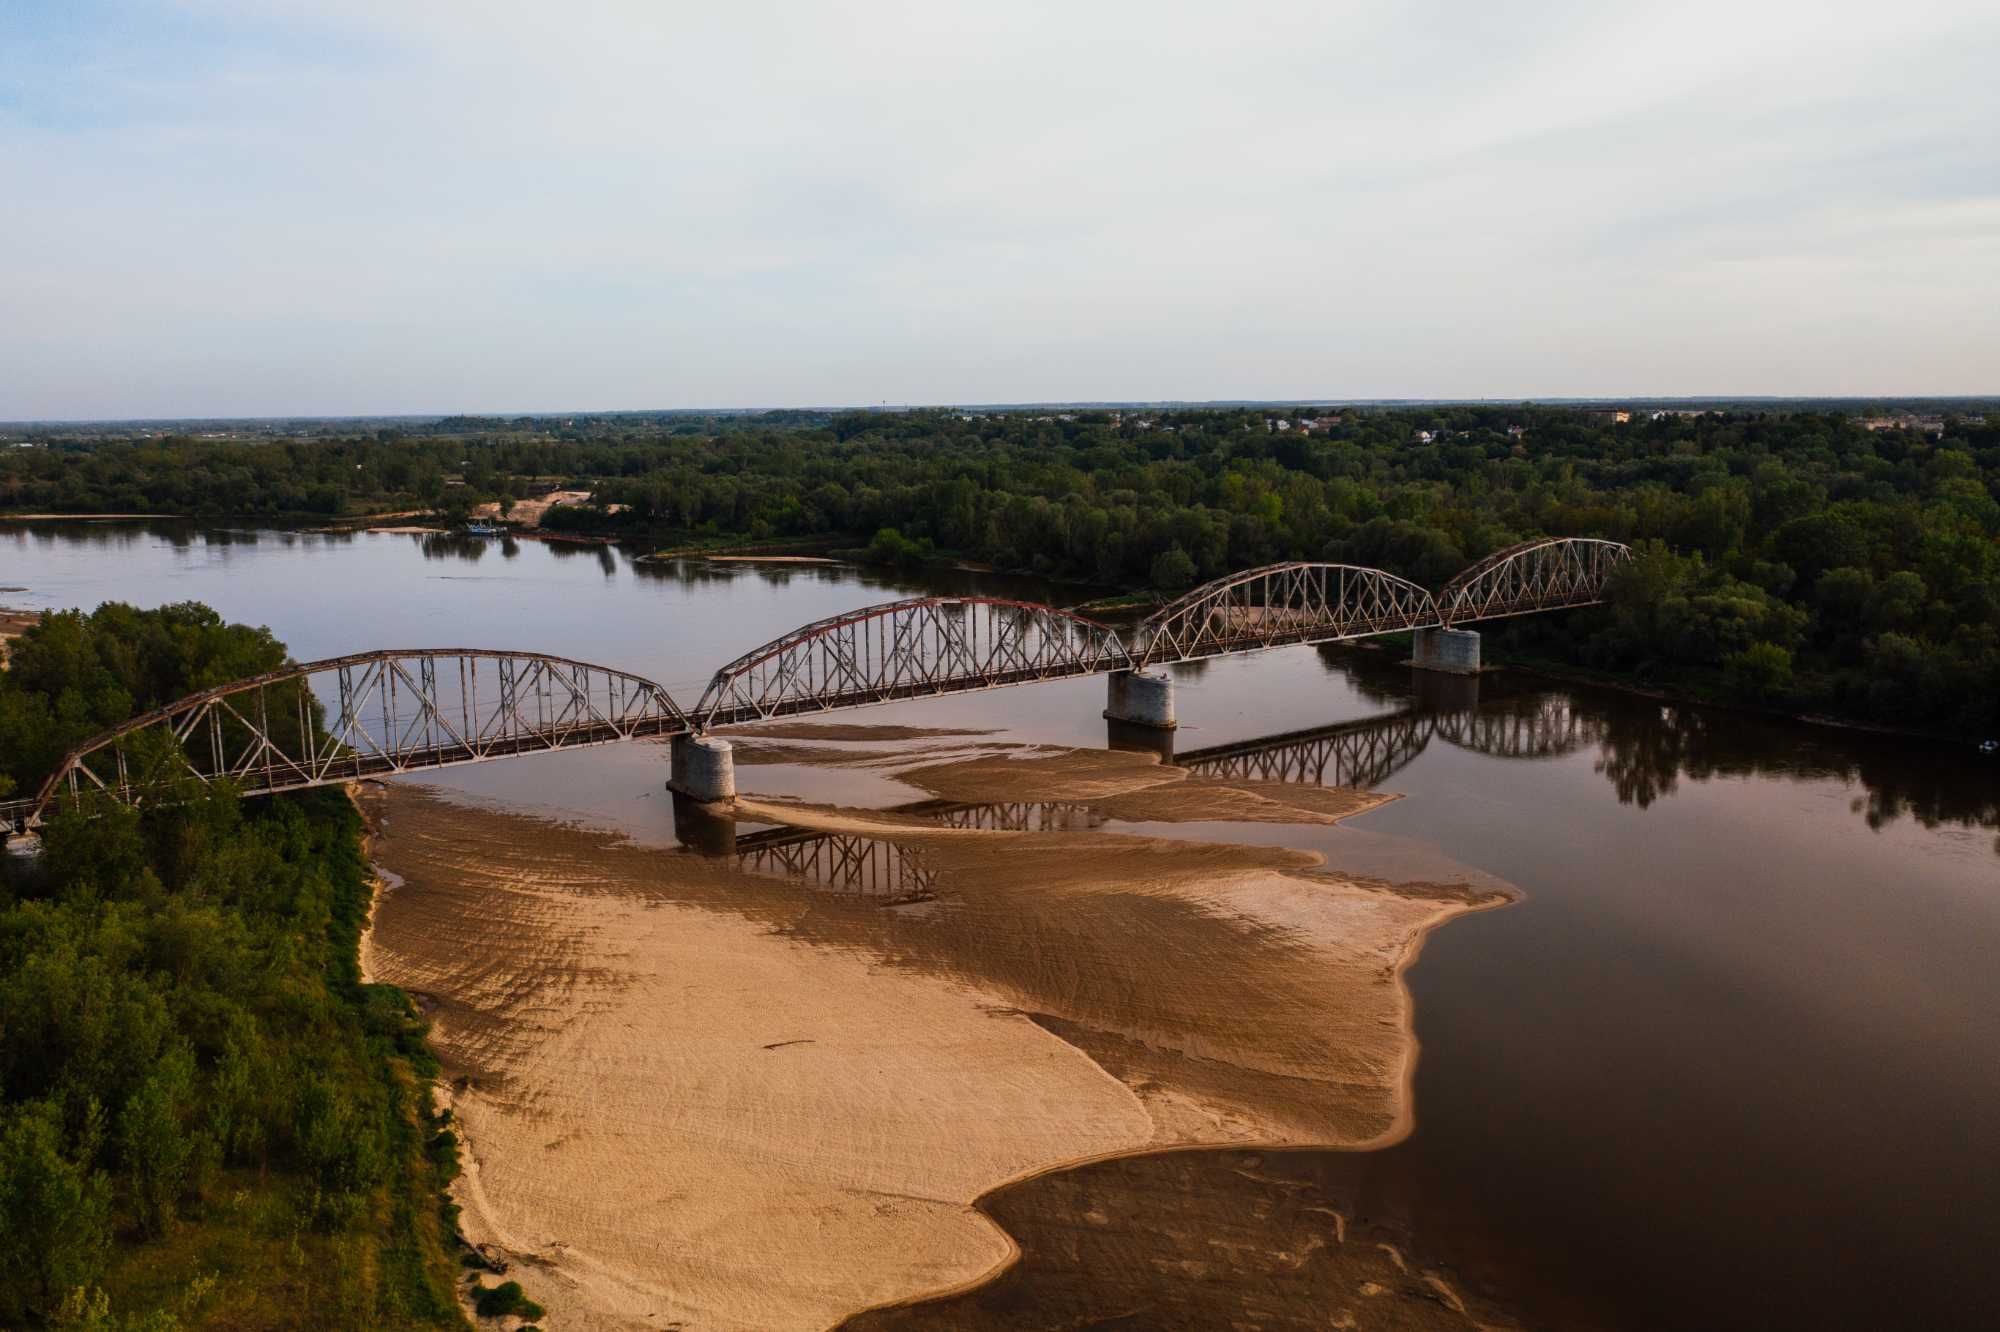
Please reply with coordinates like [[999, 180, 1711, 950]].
[[358, 738, 1511, 1330]]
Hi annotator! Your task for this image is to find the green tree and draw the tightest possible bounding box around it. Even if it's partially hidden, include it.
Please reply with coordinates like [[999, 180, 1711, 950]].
[[0, 1102, 112, 1321], [1725, 641, 1794, 701], [1149, 544, 1197, 592], [119, 1043, 197, 1236]]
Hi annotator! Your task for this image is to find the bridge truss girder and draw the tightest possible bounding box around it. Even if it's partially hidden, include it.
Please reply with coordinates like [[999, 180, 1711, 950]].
[[695, 596, 1131, 728], [24, 649, 688, 828], [1134, 562, 1440, 665], [1437, 537, 1632, 628]]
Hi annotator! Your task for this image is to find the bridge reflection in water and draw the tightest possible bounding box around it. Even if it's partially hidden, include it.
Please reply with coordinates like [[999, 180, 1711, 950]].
[[673, 670, 1606, 896], [1115, 669, 1601, 789], [674, 796, 1106, 901]]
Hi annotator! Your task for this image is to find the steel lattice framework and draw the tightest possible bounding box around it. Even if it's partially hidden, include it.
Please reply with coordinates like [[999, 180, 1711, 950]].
[[694, 596, 1131, 728], [1437, 537, 1631, 627], [22, 649, 687, 828], [1, 538, 1633, 836], [1134, 563, 1439, 664]]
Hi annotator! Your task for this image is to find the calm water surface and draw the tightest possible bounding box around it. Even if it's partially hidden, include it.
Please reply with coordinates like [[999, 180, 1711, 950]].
[[6, 521, 1998, 1329]]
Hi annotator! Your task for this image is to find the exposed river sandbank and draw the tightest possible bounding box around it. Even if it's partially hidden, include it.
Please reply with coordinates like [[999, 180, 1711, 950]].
[[358, 739, 1512, 1330]]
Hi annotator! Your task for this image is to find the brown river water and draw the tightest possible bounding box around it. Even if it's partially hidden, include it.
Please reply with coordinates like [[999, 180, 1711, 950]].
[[6, 521, 1999, 1329]]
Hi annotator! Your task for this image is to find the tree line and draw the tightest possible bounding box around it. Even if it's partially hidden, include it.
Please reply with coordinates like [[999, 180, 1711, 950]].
[[4, 405, 1996, 734]]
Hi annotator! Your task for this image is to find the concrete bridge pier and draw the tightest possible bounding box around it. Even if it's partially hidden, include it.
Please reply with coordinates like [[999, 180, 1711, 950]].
[[1104, 669, 1176, 730], [1412, 627, 1481, 675], [667, 734, 736, 804]]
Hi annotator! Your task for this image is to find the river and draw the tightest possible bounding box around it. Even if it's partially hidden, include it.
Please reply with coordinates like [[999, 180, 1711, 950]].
[[5, 520, 1998, 1330]]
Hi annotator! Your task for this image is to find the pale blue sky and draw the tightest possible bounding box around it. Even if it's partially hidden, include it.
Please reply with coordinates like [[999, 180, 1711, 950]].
[[3, 0, 1995, 419]]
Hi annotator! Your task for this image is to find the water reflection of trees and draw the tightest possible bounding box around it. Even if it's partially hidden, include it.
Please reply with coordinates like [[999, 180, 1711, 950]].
[[1322, 647, 1999, 848], [1590, 700, 2000, 844]]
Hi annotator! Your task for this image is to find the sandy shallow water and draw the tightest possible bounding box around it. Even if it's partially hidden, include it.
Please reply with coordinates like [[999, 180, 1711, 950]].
[[358, 738, 1510, 1330]]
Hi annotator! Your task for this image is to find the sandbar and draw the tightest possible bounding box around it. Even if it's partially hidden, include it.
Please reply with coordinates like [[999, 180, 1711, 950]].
[[359, 741, 1509, 1330]]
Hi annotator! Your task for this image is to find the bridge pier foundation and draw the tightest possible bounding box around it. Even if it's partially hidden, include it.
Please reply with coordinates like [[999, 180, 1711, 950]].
[[1412, 627, 1481, 675], [667, 734, 736, 804], [1104, 669, 1176, 730]]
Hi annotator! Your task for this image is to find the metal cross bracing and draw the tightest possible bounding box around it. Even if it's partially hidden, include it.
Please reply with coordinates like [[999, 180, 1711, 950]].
[[694, 596, 1132, 728], [1133, 563, 1440, 665], [1437, 537, 1632, 628], [21, 649, 688, 830], [4, 538, 1632, 834]]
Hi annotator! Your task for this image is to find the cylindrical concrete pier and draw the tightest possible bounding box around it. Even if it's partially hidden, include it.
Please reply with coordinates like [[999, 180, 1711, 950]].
[[668, 734, 736, 803], [1103, 669, 1176, 730], [1412, 627, 1482, 675]]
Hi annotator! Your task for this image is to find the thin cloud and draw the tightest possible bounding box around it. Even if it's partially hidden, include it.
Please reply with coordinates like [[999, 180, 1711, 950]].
[[1, 0, 1994, 417]]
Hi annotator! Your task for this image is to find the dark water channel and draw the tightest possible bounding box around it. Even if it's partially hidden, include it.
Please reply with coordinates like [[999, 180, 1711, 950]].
[[6, 521, 1998, 1329]]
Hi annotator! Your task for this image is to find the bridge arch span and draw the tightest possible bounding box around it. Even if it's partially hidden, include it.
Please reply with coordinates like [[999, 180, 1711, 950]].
[[1437, 537, 1631, 628], [1136, 562, 1439, 665], [28, 648, 688, 825], [695, 596, 1131, 728]]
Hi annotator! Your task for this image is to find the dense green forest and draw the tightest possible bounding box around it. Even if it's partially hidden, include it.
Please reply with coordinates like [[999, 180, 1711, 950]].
[[0, 605, 472, 1329], [4, 404, 1997, 734]]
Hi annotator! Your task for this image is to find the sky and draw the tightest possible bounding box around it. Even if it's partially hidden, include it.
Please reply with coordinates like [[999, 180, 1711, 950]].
[[2, 0, 1995, 419]]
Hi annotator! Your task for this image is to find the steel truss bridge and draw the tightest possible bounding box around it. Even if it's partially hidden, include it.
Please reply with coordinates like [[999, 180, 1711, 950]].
[[2, 537, 1628, 835]]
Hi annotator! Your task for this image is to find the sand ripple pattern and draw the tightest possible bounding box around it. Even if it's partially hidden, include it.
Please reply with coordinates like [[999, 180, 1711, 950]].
[[359, 743, 1507, 1331]]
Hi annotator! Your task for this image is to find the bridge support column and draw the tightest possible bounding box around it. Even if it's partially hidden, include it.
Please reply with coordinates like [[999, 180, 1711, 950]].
[[1104, 669, 1176, 730], [1412, 627, 1481, 675], [668, 734, 736, 804]]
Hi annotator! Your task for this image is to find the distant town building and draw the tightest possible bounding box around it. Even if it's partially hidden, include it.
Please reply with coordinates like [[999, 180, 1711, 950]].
[[1859, 415, 1946, 435]]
